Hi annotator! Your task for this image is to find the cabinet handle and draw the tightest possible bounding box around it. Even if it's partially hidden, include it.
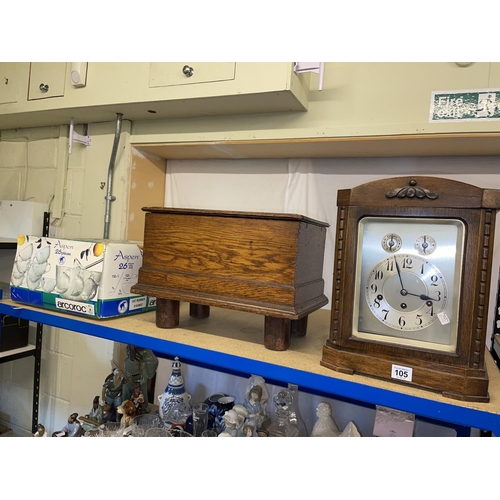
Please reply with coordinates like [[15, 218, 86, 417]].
[[182, 65, 194, 77], [39, 83, 49, 93]]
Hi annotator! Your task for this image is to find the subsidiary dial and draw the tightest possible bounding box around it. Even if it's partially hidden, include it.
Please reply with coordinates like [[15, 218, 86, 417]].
[[381, 233, 402, 253], [415, 235, 436, 255]]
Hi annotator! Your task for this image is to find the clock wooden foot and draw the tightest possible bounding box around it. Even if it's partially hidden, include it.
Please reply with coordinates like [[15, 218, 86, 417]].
[[441, 390, 490, 403], [189, 303, 210, 319], [264, 316, 291, 351], [319, 358, 355, 375], [291, 316, 308, 337], [156, 298, 180, 328], [321, 344, 490, 401]]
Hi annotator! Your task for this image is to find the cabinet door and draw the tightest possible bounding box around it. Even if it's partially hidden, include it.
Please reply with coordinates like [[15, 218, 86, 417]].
[[0, 63, 20, 104], [28, 63, 67, 100], [149, 62, 235, 87]]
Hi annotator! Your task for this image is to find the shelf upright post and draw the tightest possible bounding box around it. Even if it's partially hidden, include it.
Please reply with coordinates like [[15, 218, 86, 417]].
[[31, 211, 50, 433]]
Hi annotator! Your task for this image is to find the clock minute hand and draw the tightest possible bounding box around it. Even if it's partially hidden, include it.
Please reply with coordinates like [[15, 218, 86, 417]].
[[394, 256, 406, 292]]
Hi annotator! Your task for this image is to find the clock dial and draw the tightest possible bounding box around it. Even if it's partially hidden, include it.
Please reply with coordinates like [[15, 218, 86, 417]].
[[353, 216, 464, 352], [365, 254, 447, 331]]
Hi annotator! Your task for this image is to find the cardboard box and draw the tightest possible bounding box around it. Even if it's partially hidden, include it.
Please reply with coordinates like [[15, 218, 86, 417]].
[[10, 236, 156, 319]]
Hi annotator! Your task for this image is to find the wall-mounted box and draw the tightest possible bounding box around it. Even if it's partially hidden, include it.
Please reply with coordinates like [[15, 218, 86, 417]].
[[0, 200, 48, 241]]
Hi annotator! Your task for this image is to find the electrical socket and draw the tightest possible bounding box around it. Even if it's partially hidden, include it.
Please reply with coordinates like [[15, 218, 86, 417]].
[[49, 226, 58, 238]]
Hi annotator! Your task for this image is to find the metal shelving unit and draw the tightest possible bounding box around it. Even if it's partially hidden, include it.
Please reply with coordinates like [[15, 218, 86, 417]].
[[0, 212, 49, 433], [0, 297, 499, 436]]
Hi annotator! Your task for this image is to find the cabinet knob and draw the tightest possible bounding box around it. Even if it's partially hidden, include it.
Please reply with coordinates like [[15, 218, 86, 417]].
[[182, 65, 194, 77], [39, 83, 49, 93]]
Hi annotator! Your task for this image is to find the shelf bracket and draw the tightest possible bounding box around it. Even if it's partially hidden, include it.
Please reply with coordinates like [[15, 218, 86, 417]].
[[294, 62, 325, 91], [69, 118, 91, 154]]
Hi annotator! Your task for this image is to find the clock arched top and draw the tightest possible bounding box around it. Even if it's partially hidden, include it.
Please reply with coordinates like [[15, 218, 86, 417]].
[[338, 176, 500, 210]]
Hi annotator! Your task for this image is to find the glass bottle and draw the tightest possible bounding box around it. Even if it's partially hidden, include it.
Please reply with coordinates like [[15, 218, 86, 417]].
[[267, 389, 299, 437], [287, 383, 308, 437]]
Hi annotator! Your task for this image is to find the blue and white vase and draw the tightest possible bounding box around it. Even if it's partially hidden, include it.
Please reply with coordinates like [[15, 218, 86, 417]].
[[158, 357, 191, 421]]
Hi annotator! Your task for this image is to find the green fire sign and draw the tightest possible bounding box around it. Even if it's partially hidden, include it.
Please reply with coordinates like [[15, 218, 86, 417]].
[[430, 89, 500, 122]]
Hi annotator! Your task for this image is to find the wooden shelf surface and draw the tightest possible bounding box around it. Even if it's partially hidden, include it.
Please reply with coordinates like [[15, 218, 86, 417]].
[[134, 133, 500, 160], [1, 298, 500, 434]]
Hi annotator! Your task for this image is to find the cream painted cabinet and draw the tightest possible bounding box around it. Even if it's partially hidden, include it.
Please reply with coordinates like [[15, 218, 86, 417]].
[[28, 63, 66, 100], [0, 62, 310, 130]]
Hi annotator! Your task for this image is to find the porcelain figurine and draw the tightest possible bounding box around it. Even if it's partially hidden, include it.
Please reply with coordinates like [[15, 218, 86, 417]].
[[122, 345, 159, 412], [52, 412, 84, 437], [239, 422, 257, 437], [221, 409, 240, 436], [116, 399, 137, 428], [80, 395, 105, 431], [311, 402, 341, 437], [33, 423, 47, 437], [232, 404, 249, 424], [90, 395, 104, 422], [130, 381, 146, 415], [340, 421, 361, 437], [244, 375, 270, 429], [102, 367, 125, 422]]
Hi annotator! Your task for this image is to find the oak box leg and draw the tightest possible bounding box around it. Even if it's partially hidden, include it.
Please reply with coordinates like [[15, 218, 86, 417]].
[[189, 303, 211, 319], [264, 316, 291, 351], [291, 316, 308, 337], [156, 298, 180, 328]]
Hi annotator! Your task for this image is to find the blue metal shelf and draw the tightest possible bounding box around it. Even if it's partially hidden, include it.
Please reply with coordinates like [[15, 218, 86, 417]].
[[1, 298, 499, 436]]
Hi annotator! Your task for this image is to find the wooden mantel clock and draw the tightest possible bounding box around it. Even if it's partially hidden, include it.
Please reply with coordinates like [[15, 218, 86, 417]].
[[321, 176, 500, 402]]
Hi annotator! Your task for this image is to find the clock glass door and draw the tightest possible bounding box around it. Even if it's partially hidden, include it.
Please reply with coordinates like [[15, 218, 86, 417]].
[[352, 217, 465, 352]]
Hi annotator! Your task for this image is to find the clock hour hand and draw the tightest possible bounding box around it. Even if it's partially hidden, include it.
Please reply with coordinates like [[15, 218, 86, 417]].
[[405, 291, 440, 302]]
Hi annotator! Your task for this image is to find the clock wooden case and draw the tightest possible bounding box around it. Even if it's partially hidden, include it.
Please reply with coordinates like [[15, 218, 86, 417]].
[[321, 176, 500, 402]]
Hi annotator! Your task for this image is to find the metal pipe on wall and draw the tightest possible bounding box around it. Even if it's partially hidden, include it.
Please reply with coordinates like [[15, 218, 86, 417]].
[[103, 113, 123, 239]]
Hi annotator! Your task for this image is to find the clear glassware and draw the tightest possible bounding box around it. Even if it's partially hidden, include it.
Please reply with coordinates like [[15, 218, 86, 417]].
[[287, 383, 308, 437], [267, 389, 299, 437], [98, 422, 123, 437], [130, 413, 161, 436], [145, 427, 172, 437]]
